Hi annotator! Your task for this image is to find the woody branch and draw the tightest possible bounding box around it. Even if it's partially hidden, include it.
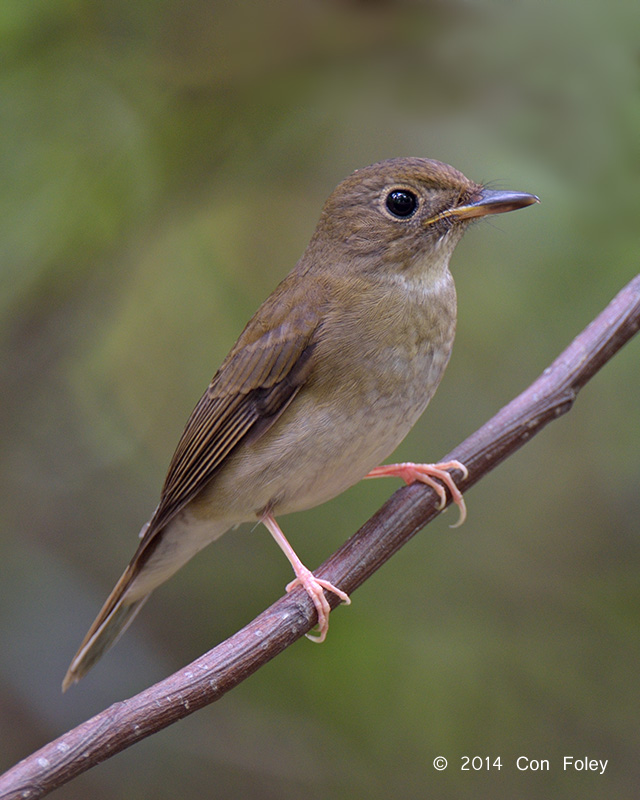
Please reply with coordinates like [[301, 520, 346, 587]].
[[1, 273, 639, 800]]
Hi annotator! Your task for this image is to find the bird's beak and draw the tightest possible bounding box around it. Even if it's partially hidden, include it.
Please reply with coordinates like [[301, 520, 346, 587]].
[[450, 188, 540, 221], [426, 188, 539, 226]]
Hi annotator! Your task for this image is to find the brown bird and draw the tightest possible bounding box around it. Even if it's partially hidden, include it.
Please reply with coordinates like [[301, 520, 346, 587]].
[[63, 158, 538, 690]]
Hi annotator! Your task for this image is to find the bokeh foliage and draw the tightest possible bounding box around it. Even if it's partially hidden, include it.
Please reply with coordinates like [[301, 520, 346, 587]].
[[1, 1, 639, 797]]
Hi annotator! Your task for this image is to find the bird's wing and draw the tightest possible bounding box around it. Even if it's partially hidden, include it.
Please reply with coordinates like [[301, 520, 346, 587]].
[[142, 293, 323, 543], [62, 292, 324, 690]]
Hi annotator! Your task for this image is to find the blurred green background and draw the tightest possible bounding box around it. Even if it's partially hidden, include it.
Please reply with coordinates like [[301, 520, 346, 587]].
[[1, 0, 639, 797]]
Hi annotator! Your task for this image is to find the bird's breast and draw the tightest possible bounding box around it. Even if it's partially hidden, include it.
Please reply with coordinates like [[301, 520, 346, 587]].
[[194, 270, 457, 521]]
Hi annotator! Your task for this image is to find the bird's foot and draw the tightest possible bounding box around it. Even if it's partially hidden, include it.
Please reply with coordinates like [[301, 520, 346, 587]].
[[286, 569, 350, 642], [366, 460, 468, 527], [261, 512, 350, 642]]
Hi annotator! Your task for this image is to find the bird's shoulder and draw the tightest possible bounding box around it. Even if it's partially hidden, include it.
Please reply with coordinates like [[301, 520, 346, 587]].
[[207, 268, 331, 398]]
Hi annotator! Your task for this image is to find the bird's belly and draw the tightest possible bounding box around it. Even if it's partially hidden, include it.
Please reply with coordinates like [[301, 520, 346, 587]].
[[270, 400, 412, 513], [193, 341, 450, 523]]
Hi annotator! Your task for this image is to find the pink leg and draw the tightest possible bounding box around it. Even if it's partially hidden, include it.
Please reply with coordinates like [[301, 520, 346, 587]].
[[366, 460, 469, 527], [261, 512, 351, 643]]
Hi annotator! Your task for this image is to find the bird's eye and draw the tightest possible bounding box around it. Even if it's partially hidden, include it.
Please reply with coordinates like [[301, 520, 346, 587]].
[[385, 189, 418, 218]]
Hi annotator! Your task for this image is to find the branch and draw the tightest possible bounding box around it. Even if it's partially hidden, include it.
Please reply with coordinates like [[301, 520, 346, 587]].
[[2, 273, 639, 800]]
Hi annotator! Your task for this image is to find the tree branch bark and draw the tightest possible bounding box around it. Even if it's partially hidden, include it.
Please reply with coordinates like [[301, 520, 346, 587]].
[[2, 273, 639, 800]]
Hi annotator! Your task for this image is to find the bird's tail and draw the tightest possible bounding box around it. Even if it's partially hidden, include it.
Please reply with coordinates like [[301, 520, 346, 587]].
[[63, 516, 230, 690], [62, 567, 149, 692]]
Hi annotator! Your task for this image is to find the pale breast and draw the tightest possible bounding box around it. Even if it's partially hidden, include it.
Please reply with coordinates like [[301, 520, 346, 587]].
[[195, 268, 457, 522]]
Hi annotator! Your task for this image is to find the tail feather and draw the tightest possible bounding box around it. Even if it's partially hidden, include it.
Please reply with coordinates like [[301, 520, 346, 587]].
[[62, 570, 149, 692], [63, 515, 230, 690]]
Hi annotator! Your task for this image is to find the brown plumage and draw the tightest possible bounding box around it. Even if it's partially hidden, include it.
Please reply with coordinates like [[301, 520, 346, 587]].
[[63, 158, 537, 690]]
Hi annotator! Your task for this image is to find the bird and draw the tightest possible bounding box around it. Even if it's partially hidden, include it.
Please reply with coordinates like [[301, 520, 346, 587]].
[[63, 157, 538, 690]]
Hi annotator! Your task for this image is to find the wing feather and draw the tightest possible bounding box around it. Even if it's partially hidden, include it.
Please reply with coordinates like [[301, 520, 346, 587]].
[[140, 303, 322, 541]]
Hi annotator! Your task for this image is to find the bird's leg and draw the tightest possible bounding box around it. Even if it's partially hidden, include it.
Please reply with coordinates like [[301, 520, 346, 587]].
[[260, 512, 351, 643], [365, 460, 469, 527]]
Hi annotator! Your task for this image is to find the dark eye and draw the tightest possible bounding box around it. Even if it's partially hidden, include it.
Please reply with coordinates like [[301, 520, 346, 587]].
[[385, 189, 418, 218]]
